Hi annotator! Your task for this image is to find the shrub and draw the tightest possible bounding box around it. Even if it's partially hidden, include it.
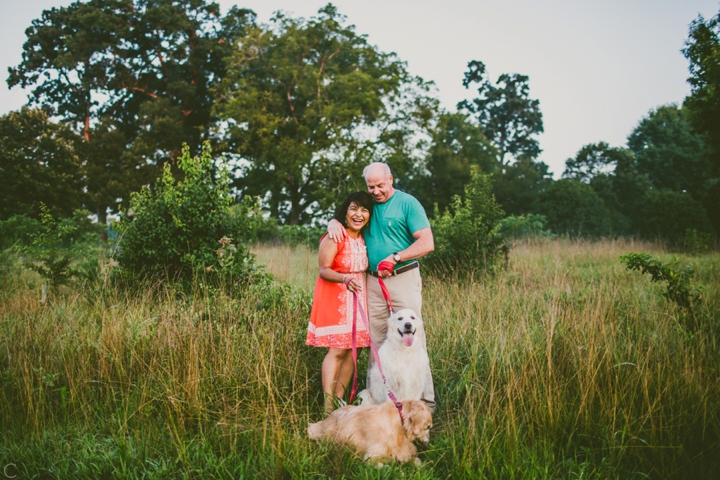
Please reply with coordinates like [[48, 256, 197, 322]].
[[114, 143, 261, 287], [620, 252, 702, 326], [424, 166, 506, 276], [499, 213, 554, 240]]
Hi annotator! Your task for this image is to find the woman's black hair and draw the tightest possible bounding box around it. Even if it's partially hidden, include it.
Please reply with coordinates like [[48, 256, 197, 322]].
[[334, 191, 374, 233]]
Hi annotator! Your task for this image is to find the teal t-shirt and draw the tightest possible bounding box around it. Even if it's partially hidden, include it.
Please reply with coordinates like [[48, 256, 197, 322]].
[[364, 190, 430, 270]]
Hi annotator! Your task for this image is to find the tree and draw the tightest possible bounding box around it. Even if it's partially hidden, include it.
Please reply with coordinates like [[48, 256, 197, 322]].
[[627, 105, 713, 198], [562, 142, 631, 184], [627, 104, 718, 235], [683, 12, 720, 171], [0, 108, 84, 220], [457, 60, 543, 165], [562, 142, 651, 235], [492, 156, 553, 216], [215, 5, 425, 225], [535, 179, 613, 237], [636, 189, 712, 241], [8, 0, 254, 221], [409, 112, 497, 215]]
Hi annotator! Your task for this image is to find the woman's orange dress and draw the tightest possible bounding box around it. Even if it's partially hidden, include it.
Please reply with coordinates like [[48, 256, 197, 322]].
[[305, 233, 371, 349]]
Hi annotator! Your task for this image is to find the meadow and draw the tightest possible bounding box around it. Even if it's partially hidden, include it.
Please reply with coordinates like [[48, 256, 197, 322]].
[[0, 238, 719, 479]]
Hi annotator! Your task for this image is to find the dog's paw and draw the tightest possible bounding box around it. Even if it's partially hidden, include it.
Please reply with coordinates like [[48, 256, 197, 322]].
[[414, 457, 422, 466]]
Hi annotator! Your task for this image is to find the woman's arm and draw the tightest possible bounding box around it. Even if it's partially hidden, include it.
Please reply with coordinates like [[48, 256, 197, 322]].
[[318, 235, 362, 292]]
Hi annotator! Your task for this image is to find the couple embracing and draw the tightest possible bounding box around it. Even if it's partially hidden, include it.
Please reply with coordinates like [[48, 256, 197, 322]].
[[305, 162, 435, 414]]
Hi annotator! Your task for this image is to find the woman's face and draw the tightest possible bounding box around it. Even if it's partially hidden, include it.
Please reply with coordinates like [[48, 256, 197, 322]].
[[345, 201, 371, 233]]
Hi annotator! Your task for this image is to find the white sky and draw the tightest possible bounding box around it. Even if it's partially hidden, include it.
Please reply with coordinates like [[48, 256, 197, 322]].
[[2, 0, 718, 177]]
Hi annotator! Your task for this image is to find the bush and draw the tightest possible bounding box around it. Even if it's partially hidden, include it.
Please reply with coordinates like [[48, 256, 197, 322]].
[[499, 213, 554, 240], [114, 143, 261, 287], [4, 207, 104, 291], [424, 166, 506, 276], [621, 252, 702, 328]]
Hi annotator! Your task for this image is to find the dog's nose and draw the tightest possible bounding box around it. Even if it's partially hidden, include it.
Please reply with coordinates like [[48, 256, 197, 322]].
[[404, 322, 412, 330]]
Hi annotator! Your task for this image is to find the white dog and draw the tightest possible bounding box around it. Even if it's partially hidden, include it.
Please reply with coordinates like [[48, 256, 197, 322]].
[[359, 308, 431, 405]]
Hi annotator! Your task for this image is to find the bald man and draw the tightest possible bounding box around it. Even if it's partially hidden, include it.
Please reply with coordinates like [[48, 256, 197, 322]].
[[328, 162, 435, 412]]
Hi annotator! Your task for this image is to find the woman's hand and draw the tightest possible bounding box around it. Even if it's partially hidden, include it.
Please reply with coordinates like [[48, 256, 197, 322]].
[[345, 277, 362, 293]]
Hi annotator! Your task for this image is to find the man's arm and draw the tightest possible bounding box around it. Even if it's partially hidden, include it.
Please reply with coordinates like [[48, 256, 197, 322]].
[[378, 227, 434, 277]]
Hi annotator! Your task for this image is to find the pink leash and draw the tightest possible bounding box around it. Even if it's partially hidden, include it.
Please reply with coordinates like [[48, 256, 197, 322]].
[[345, 265, 404, 423]]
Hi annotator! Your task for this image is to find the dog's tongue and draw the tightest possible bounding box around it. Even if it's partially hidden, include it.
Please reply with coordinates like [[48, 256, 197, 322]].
[[402, 333, 414, 347]]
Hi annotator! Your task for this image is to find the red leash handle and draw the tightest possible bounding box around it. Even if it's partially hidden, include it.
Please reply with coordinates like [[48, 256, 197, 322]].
[[376, 260, 395, 314]]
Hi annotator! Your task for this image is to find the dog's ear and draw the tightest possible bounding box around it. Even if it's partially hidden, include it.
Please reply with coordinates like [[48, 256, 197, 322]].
[[402, 403, 416, 438], [403, 401, 432, 439], [402, 401, 427, 438]]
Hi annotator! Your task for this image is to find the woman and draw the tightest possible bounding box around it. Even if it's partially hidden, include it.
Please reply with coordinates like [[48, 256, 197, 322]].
[[306, 191, 374, 413]]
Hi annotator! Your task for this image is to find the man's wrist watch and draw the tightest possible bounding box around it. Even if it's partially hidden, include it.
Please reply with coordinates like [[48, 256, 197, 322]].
[[392, 252, 401, 263]]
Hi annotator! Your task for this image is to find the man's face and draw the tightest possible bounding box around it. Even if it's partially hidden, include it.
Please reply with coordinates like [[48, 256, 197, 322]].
[[365, 171, 394, 204]]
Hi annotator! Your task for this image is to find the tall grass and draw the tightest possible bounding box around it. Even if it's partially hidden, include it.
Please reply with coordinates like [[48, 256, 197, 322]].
[[0, 239, 718, 478]]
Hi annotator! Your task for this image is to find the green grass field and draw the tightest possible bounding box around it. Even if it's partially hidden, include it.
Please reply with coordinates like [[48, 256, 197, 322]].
[[1, 238, 719, 478]]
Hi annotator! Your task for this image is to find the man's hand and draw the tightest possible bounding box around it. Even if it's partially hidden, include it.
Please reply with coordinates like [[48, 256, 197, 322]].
[[327, 218, 346, 243], [378, 255, 396, 278]]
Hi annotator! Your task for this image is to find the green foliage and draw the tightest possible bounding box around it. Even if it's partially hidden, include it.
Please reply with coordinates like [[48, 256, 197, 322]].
[[684, 12, 720, 173], [114, 143, 260, 286], [0, 108, 84, 220], [410, 112, 498, 216], [620, 253, 701, 319], [228, 196, 279, 244], [492, 156, 553, 216], [458, 60, 544, 164], [636, 189, 712, 241], [499, 213, 554, 240], [535, 179, 613, 237], [684, 228, 712, 255], [627, 105, 712, 198], [215, 5, 435, 224], [561, 142, 648, 235], [628, 104, 718, 235], [0, 215, 41, 251], [8, 0, 255, 221], [21, 204, 79, 289], [563, 142, 633, 184], [276, 225, 326, 250], [425, 166, 506, 276]]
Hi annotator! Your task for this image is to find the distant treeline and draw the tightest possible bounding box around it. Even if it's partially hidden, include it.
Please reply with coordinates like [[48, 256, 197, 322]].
[[1, 1, 718, 242]]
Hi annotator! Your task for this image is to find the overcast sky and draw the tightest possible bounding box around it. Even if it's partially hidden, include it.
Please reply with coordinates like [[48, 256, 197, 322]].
[[2, 0, 718, 176]]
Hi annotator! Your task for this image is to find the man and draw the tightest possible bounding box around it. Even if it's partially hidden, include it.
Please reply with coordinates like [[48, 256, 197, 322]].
[[328, 162, 435, 411]]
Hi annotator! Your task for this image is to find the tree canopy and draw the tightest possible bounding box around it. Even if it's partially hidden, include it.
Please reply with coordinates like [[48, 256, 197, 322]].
[[458, 60, 543, 165], [215, 5, 432, 225], [8, 0, 255, 220], [0, 108, 84, 220]]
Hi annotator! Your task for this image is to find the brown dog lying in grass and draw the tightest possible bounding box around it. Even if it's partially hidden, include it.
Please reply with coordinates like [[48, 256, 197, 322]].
[[307, 400, 432, 464]]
